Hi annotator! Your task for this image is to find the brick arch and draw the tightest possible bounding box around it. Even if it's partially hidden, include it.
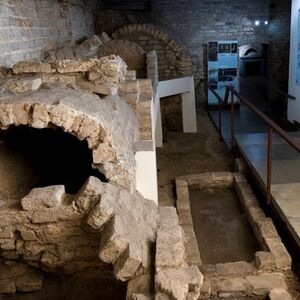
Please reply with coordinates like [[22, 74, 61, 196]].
[[0, 91, 137, 190], [112, 24, 193, 79]]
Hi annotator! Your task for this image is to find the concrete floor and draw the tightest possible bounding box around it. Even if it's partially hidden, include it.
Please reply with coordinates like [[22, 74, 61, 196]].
[[157, 110, 232, 207]]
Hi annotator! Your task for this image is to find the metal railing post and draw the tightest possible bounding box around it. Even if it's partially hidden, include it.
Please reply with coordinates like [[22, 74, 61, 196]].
[[267, 126, 273, 204], [218, 99, 223, 141], [230, 88, 235, 149]]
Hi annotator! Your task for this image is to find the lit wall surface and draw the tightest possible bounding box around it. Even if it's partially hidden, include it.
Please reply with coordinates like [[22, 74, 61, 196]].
[[288, 0, 300, 122]]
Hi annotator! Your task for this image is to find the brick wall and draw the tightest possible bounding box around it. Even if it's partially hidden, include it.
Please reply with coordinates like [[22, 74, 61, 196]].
[[267, 0, 291, 86], [94, 0, 270, 106], [112, 24, 193, 80], [0, 0, 97, 67]]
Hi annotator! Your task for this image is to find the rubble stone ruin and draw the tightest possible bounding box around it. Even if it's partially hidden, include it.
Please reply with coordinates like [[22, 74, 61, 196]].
[[1, 1, 297, 299], [0, 27, 202, 299]]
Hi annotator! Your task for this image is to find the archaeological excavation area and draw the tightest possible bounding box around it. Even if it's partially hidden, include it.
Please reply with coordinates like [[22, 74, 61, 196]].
[[0, 1, 300, 300]]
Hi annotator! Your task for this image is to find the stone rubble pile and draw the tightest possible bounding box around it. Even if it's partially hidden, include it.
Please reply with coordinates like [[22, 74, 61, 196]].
[[44, 33, 112, 60], [0, 55, 154, 141], [0, 177, 158, 294]]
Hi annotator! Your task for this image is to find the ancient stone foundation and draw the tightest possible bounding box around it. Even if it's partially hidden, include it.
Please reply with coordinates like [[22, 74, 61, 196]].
[[0, 51, 202, 299], [176, 172, 293, 299]]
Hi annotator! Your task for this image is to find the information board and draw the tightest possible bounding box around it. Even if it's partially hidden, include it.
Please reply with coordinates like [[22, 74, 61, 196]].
[[207, 40, 238, 105], [296, 9, 300, 85]]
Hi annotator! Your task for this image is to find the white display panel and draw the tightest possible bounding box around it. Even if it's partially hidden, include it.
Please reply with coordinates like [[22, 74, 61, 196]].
[[288, 0, 300, 123], [207, 41, 238, 105]]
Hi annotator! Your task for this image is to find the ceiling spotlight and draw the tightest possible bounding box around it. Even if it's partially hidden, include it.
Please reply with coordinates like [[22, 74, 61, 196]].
[[254, 20, 260, 26], [264, 20, 268, 25]]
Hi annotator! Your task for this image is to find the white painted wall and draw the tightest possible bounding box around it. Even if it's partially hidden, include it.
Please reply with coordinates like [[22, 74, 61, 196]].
[[155, 76, 197, 147], [135, 76, 197, 203], [288, 0, 300, 122], [135, 150, 158, 203]]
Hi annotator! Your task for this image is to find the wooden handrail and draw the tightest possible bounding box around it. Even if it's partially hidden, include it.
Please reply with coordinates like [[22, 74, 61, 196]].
[[270, 82, 296, 100], [228, 86, 300, 152], [209, 84, 300, 204]]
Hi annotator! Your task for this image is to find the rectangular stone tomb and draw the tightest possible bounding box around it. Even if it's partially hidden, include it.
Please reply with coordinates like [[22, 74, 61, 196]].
[[175, 172, 292, 299]]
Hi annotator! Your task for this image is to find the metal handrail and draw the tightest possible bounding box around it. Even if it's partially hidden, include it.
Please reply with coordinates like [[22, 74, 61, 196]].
[[229, 87, 300, 151], [270, 81, 296, 100], [208, 84, 300, 204]]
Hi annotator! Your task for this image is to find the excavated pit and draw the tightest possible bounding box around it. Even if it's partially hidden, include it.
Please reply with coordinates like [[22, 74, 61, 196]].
[[176, 172, 292, 298], [0, 125, 107, 201], [189, 187, 258, 264]]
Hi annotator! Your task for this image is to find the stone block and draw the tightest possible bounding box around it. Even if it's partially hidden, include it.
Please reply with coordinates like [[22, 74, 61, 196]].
[[257, 219, 279, 240], [155, 266, 203, 300], [31, 210, 59, 223], [36, 223, 83, 244], [0, 226, 14, 239], [75, 35, 103, 58], [216, 261, 254, 276], [89, 55, 127, 84], [21, 185, 65, 211], [99, 215, 129, 264], [15, 268, 43, 292], [268, 288, 292, 300], [20, 229, 37, 241], [217, 278, 247, 298], [1, 77, 42, 94], [12, 61, 52, 74], [31, 103, 51, 128], [54, 59, 97, 73], [247, 206, 266, 234], [114, 243, 143, 281], [158, 207, 179, 230], [264, 238, 292, 269], [127, 273, 153, 299], [119, 81, 139, 94], [73, 176, 103, 213], [98, 40, 145, 78], [41, 73, 77, 87], [156, 207, 185, 271], [246, 273, 287, 296], [125, 70, 137, 81], [177, 210, 193, 226], [0, 279, 16, 293], [76, 79, 118, 96], [255, 251, 276, 270], [155, 225, 185, 271], [93, 143, 116, 164], [0, 102, 14, 127], [0, 261, 28, 280], [200, 279, 211, 297], [11, 101, 31, 125]]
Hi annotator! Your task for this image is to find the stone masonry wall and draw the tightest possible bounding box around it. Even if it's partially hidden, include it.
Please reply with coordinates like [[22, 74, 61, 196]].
[[0, 0, 97, 68]]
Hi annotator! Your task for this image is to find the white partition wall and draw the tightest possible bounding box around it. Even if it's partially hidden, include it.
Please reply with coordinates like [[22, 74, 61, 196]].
[[135, 75, 197, 203], [288, 0, 300, 122], [155, 76, 197, 147]]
